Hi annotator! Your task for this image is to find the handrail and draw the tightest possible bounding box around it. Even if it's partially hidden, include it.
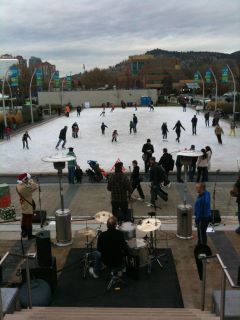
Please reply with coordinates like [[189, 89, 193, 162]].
[[0, 251, 34, 320], [199, 253, 240, 320]]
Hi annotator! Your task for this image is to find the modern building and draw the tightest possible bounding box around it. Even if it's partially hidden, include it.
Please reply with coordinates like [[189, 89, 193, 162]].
[[0, 58, 18, 80]]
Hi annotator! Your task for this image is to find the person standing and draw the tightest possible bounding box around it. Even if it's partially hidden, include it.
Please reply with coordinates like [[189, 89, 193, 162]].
[[230, 176, 240, 234], [66, 147, 77, 184], [76, 105, 82, 117], [129, 121, 134, 134], [149, 157, 168, 206], [16, 173, 38, 240], [142, 138, 154, 173], [75, 165, 83, 183], [107, 162, 132, 222], [214, 124, 224, 144], [196, 149, 209, 182], [173, 120, 185, 143], [72, 122, 79, 138], [182, 101, 187, 112], [130, 160, 145, 200], [205, 146, 212, 181], [101, 122, 108, 135], [204, 111, 210, 127], [56, 126, 68, 149], [4, 126, 12, 140], [191, 115, 198, 135], [229, 120, 237, 136], [194, 183, 211, 246], [112, 130, 118, 142], [161, 122, 169, 141], [176, 155, 183, 183], [133, 114, 138, 133], [158, 148, 174, 181], [65, 105, 70, 117], [188, 145, 198, 182], [22, 131, 31, 149]]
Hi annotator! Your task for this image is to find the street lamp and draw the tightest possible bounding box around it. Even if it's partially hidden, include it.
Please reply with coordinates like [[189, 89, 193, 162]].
[[42, 153, 75, 246], [48, 71, 57, 116]]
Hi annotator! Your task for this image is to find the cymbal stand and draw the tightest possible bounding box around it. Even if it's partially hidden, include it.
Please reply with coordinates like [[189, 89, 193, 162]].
[[147, 207, 165, 274], [82, 220, 93, 278]]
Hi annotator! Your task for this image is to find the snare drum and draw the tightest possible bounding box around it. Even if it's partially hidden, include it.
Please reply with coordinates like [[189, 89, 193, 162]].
[[127, 238, 148, 267], [119, 222, 136, 240]]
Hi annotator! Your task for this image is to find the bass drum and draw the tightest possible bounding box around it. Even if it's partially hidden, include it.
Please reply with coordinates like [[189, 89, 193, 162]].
[[127, 238, 148, 267]]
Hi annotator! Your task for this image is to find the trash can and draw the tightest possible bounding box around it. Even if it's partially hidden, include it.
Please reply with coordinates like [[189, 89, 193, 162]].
[[176, 204, 192, 239], [55, 209, 72, 246]]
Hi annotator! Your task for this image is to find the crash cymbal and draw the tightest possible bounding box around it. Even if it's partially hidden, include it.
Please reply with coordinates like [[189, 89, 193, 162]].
[[137, 218, 161, 232], [77, 227, 96, 237], [94, 211, 113, 224]]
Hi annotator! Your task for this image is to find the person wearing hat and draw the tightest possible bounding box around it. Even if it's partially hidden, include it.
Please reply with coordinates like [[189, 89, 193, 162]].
[[16, 173, 38, 239], [142, 138, 154, 173], [55, 126, 68, 149], [107, 162, 132, 222], [67, 147, 77, 184]]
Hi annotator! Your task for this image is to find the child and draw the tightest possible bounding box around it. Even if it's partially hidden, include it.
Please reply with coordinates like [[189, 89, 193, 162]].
[[4, 126, 12, 140], [101, 122, 108, 135], [75, 165, 83, 183], [112, 129, 118, 142]]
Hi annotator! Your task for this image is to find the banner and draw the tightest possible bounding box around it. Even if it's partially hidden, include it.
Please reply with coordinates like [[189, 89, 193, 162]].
[[35, 69, 43, 88], [53, 71, 60, 88], [205, 70, 211, 84], [66, 75, 72, 89], [194, 71, 200, 83], [10, 66, 18, 87], [221, 66, 229, 83]]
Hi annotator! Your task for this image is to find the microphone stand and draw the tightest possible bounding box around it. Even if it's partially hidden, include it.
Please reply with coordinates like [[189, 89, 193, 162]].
[[35, 177, 44, 229]]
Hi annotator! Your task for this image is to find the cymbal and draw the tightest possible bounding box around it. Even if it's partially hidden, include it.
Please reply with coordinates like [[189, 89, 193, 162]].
[[77, 227, 96, 237], [95, 211, 113, 224], [137, 218, 161, 232]]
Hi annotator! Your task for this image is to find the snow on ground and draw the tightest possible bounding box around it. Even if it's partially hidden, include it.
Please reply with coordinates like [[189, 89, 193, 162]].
[[0, 106, 240, 174]]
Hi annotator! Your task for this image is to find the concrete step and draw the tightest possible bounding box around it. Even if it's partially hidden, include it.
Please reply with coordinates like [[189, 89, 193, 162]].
[[4, 307, 220, 320]]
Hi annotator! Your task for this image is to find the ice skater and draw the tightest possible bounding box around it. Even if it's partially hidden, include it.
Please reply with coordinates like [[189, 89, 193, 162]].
[[134, 102, 137, 111], [133, 114, 138, 133], [204, 111, 210, 127], [100, 104, 106, 117], [229, 120, 237, 136], [161, 122, 169, 141], [101, 122, 108, 135], [22, 131, 31, 149], [112, 129, 118, 142], [72, 122, 79, 138], [56, 126, 68, 149], [110, 103, 115, 112], [149, 103, 154, 111], [214, 124, 224, 144], [129, 121, 134, 134], [76, 105, 82, 117], [191, 115, 198, 135], [173, 120, 185, 143], [182, 101, 187, 112]]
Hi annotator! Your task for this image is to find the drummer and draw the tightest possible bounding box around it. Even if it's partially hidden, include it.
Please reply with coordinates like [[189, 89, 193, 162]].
[[89, 216, 128, 279]]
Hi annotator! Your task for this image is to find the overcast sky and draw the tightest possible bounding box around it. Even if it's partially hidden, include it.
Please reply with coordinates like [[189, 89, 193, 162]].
[[0, 0, 240, 75]]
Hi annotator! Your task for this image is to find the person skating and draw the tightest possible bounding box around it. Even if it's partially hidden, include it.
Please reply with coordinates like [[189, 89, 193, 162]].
[[133, 114, 138, 133], [112, 130, 118, 142], [134, 102, 137, 111], [16, 173, 38, 240], [204, 111, 210, 127], [194, 183, 211, 246], [130, 160, 145, 200], [142, 138, 154, 173], [161, 122, 169, 141], [56, 126, 68, 149], [173, 120, 185, 143], [149, 103, 154, 111], [100, 104, 106, 117], [182, 101, 187, 112], [22, 131, 31, 149], [129, 121, 134, 134], [76, 105, 82, 117], [65, 105, 70, 117], [214, 124, 224, 144], [110, 103, 115, 112], [229, 120, 237, 136], [72, 122, 79, 138], [67, 147, 77, 184], [101, 122, 108, 135], [191, 115, 198, 135]]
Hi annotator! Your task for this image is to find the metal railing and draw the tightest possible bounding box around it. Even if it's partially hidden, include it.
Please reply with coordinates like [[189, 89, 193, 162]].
[[200, 253, 240, 320], [0, 251, 34, 320]]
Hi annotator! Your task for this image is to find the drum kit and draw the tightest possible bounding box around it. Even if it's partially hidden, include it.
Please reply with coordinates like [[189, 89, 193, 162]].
[[78, 211, 163, 278]]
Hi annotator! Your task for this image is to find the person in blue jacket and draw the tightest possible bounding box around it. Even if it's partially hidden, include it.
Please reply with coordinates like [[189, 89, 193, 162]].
[[194, 183, 211, 246]]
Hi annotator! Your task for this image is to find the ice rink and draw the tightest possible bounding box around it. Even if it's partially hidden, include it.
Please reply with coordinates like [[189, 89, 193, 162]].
[[0, 106, 239, 174]]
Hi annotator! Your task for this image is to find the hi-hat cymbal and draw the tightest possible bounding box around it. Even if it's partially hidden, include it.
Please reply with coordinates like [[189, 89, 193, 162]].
[[77, 227, 96, 237], [137, 218, 161, 232], [95, 211, 113, 224]]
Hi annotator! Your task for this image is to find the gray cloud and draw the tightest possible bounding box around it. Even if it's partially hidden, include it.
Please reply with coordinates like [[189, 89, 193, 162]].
[[1, 0, 240, 74]]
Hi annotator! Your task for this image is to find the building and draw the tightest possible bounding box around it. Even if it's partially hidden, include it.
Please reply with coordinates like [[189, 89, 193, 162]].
[[34, 61, 56, 82], [0, 58, 18, 80], [29, 56, 42, 68]]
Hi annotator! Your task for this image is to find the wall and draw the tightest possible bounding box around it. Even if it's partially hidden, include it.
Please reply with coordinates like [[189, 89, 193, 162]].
[[38, 89, 158, 107]]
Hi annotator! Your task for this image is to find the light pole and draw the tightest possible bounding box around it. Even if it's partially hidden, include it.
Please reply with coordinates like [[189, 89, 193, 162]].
[[1, 67, 12, 127], [209, 68, 218, 111], [29, 68, 37, 124], [61, 77, 65, 107], [226, 64, 236, 120], [196, 71, 205, 108], [48, 71, 57, 117]]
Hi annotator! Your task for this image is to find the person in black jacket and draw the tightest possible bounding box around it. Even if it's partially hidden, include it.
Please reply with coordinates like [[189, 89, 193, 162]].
[[101, 122, 108, 135], [55, 126, 68, 149], [142, 139, 154, 173], [176, 155, 183, 183], [158, 148, 173, 180], [191, 115, 198, 135], [22, 131, 31, 149], [149, 157, 168, 206], [204, 111, 210, 127], [133, 114, 138, 133], [130, 160, 145, 200], [173, 120, 185, 143], [89, 216, 128, 278], [161, 122, 169, 140]]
